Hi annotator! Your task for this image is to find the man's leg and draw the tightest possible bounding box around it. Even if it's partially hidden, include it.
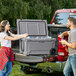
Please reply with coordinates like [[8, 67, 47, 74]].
[[71, 55, 76, 76], [63, 57, 72, 76]]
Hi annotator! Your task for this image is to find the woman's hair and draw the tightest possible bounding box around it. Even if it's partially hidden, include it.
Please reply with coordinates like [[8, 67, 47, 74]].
[[0, 20, 10, 36]]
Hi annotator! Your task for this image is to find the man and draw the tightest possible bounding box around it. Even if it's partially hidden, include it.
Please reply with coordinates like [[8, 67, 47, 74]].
[[59, 17, 76, 76]]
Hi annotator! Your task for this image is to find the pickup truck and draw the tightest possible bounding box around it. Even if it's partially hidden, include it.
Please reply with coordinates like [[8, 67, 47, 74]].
[[48, 9, 76, 59], [14, 9, 76, 74]]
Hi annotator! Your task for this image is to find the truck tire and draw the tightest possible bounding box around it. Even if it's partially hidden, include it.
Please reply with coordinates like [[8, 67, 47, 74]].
[[21, 65, 42, 74], [50, 48, 56, 55], [44, 66, 53, 73]]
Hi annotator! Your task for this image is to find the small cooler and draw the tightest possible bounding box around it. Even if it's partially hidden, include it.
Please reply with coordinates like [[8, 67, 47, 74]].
[[17, 19, 56, 56]]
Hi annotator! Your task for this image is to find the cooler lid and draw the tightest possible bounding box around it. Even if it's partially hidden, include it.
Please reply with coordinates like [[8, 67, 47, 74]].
[[17, 19, 48, 36]]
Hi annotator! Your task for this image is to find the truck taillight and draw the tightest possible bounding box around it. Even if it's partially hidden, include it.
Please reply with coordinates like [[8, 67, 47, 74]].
[[58, 52, 64, 56], [70, 10, 76, 13]]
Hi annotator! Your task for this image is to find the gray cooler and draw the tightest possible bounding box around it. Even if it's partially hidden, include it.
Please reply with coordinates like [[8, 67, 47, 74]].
[[17, 19, 56, 56]]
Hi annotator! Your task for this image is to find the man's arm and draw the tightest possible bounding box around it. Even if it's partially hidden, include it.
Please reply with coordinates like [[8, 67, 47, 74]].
[[58, 31, 70, 38], [61, 40, 76, 49], [61, 31, 76, 49]]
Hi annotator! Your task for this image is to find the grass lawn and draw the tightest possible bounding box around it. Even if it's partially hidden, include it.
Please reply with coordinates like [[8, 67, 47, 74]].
[[9, 61, 65, 76]]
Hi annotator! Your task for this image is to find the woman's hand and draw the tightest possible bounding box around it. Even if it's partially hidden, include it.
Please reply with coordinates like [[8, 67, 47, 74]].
[[23, 33, 28, 38]]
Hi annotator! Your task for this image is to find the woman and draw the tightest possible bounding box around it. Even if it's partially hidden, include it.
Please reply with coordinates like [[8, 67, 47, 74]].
[[0, 20, 28, 76]]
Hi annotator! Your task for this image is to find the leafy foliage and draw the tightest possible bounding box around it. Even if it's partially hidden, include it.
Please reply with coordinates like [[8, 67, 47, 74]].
[[27, 0, 51, 23], [0, 0, 29, 26], [0, 0, 76, 26]]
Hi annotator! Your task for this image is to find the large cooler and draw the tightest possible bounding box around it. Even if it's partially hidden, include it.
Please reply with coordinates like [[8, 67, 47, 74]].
[[17, 19, 56, 56]]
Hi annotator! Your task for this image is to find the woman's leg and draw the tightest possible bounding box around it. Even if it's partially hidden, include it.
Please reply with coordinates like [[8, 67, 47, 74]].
[[3, 61, 8, 76], [0, 70, 3, 76], [4, 61, 12, 76]]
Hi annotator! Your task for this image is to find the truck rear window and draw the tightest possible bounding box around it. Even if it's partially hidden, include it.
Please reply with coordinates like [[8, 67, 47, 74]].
[[53, 12, 76, 25]]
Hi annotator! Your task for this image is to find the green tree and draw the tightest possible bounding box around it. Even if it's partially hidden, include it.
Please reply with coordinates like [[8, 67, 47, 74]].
[[46, 0, 76, 22], [0, 0, 76, 26], [27, 0, 51, 23], [0, 0, 29, 27]]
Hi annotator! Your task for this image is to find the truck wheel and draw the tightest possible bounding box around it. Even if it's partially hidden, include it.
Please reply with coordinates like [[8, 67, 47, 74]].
[[21, 65, 30, 74], [21, 65, 24, 71], [45, 66, 53, 73], [50, 48, 56, 55], [21, 65, 42, 74]]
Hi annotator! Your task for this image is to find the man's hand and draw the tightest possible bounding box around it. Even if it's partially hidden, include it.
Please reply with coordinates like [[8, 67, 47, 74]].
[[58, 34, 63, 38], [60, 40, 67, 45], [58, 31, 70, 38]]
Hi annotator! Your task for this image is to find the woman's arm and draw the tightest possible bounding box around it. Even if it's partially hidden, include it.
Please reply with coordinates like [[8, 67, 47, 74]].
[[4, 33, 28, 41], [10, 32, 25, 37]]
